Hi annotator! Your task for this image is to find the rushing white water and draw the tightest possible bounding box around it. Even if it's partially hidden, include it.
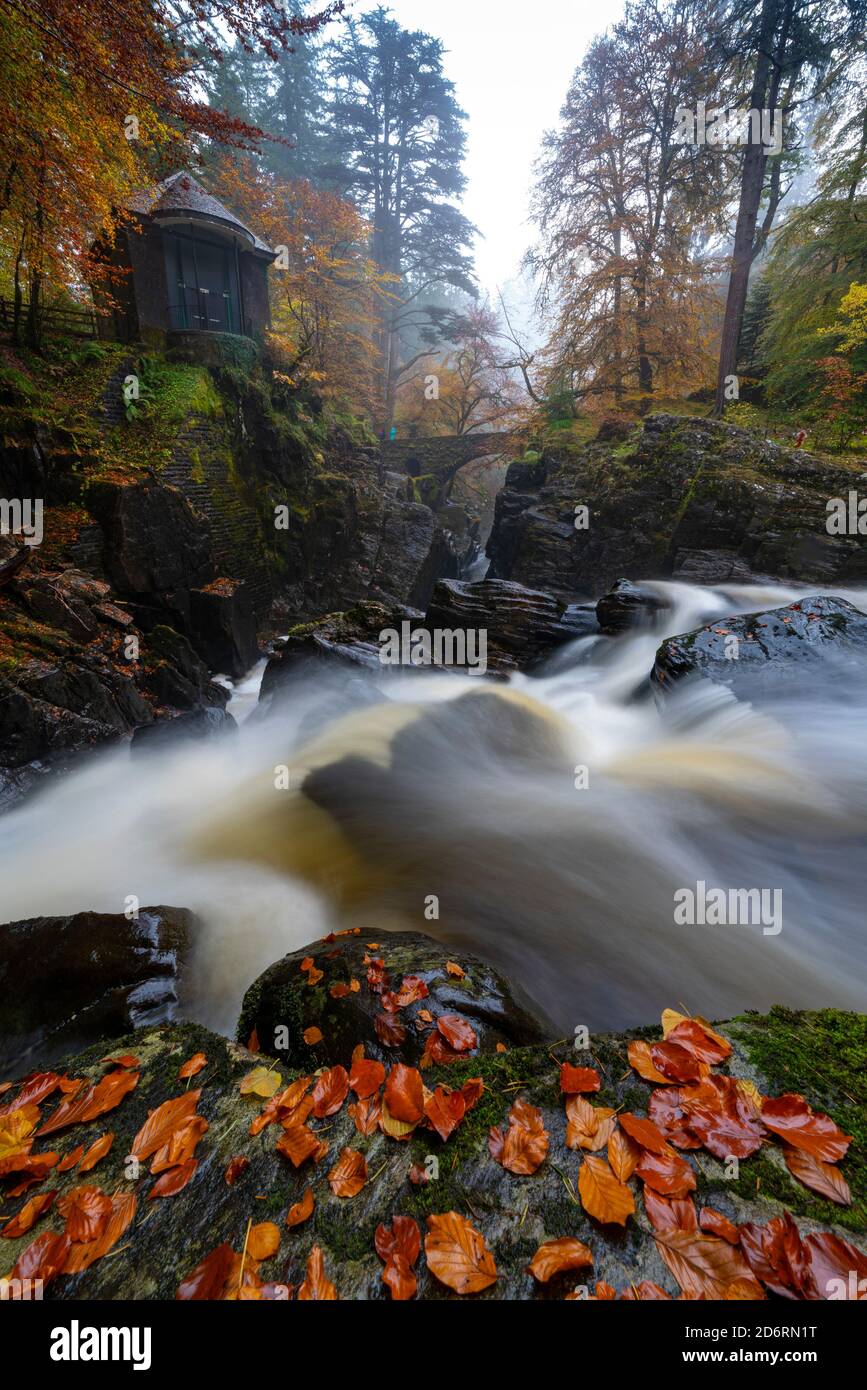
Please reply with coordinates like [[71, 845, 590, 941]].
[[1, 577, 866, 1037]]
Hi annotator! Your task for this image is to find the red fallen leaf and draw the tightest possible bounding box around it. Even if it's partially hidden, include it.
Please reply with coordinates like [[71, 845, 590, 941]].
[[0, 1072, 70, 1116], [425, 1086, 467, 1141], [177, 1242, 235, 1300], [648, 1085, 705, 1150], [739, 1212, 816, 1299], [348, 1094, 382, 1136], [420, 1029, 466, 1066], [300, 956, 314, 972], [635, 1149, 697, 1198], [384, 1064, 424, 1125], [621, 1281, 672, 1300], [594, 1282, 617, 1299], [251, 1076, 313, 1136], [0, 1148, 59, 1181], [650, 1041, 703, 1083], [178, 1052, 207, 1080], [761, 1094, 851, 1163], [560, 1064, 601, 1094], [297, 1244, 338, 1300], [330, 983, 351, 999], [395, 975, 429, 1007], [247, 1028, 260, 1053], [349, 1056, 385, 1099], [436, 1014, 478, 1053], [527, 1236, 593, 1282], [461, 1078, 485, 1111], [129, 1090, 201, 1160], [36, 1067, 140, 1137], [425, 1211, 498, 1293], [62, 1192, 136, 1274], [150, 1158, 198, 1198], [225, 1156, 250, 1186], [655, 1229, 764, 1300], [783, 1146, 851, 1206], [619, 1112, 673, 1156], [408, 1161, 430, 1185], [682, 1105, 765, 1162], [643, 1187, 698, 1234], [328, 1147, 368, 1197], [276, 1123, 320, 1168], [804, 1231, 867, 1299], [9, 1230, 72, 1289], [700, 1208, 741, 1244], [79, 1133, 114, 1174], [57, 1145, 84, 1172], [151, 1115, 209, 1173], [578, 1154, 635, 1226], [100, 1055, 140, 1070], [286, 1187, 314, 1228], [1, 1189, 56, 1237], [376, 1215, 421, 1268], [375, 1013, 407, 1048], [382, 1252, 417, 1300], [311, 1065, 349, 1118], [57, 1186, 112, 1242], [666, 1018, 732, 1065]]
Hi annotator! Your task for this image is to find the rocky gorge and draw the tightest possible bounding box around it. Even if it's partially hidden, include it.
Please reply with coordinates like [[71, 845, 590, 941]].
[[2, 354, 867, 1301]]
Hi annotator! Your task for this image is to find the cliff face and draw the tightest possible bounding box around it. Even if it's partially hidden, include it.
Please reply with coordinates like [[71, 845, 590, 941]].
[[487, 415, 867, 600], [0, 341, 465, 797]]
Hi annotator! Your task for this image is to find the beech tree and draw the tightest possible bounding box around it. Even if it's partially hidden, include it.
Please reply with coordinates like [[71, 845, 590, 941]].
[[531, 0, 733, 411]]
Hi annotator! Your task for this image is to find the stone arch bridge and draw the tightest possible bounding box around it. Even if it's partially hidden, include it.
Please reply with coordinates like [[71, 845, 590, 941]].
[[380, 433, 521, 497]]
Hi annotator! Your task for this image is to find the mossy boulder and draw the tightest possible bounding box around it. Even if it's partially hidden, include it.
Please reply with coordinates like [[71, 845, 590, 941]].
[[236, 930, 553, 1069], [2, 1003, 863, 1301]]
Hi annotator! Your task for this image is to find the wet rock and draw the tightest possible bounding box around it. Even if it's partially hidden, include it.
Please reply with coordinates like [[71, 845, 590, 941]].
[[0, 533, 31, 589], [424, 578, 583, 674], [652, 595, 867, 702], [487, 415, 867, 598], [596, 578, 665, 635], [0, 906, 195, 1073], [2, 1006, 861, 1301], [258, 600, 421, 701], [189, 578, 259, 679], [130, 704, 237, 752], [236, 931, 552, 1070], [139, 624, 229, 712]]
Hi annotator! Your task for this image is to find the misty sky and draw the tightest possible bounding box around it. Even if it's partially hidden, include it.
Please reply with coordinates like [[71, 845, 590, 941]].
[[368, 0, 625, 296]]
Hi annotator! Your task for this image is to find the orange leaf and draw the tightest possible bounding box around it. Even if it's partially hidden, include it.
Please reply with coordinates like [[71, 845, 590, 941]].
[[348, 1094, 382, 1136], [619, 1111, 673, 1155], [375, 1214, 421, 1268], [382, 1253, 417, 1300], [37, 1068, 140, 1137], [248, 1222, 281, 1260], [286, 1187, 314, 1228], [303, 1027, 324, 1043], [384, 1063, 424, 1125], [490, 1098, 549, 1175], [62, 1192, 136, 1274], [425, 1086, 466, 1141], [1, 1190, 56, 1237], [149, 1158, 198, 1198], [58, 1145, 84, 1172], [297, 1244, 338, 1300], [349, 1056, 385, 1099], [79, 1132, 114, 1174], [311, 1066, 349, 1118], [783, 1147, 851, 1205], [635, 1149, 697, 1198], [643, 1186, 698, 1233], [608, 1126, 640, 1183], [445, 961, 465, 978], [435, 1014, 477, 1053], [666, 1018, 731, 1065], [57, 1186, 112, 1242], [129, 1091, 201, 1161], [276, 1123, 320, 1168], [527, 1236, 593, 1282], [424, 1211, 498, 1294], [627, 1040, 670, 1084], [761, 1094, 851, 1163], [560, 1064, 601, 1094], [699, 1207, 741, 1243], [178, 1052, 207, 1080], [577, 1155, 635, 1226], [150, 1115, 209, 1174], [655, 1229, 764, 1300], [177, 1242, 235, 1300], [328, 1147, 367, 1198]]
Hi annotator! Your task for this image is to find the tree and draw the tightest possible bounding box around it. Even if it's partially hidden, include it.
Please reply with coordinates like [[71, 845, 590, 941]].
[[395, 304, 522, 438], [0, 0, 342, 345], [530, 0, 732, 413], [322, 6, 476, 425], [712, 0, 867, 414]]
